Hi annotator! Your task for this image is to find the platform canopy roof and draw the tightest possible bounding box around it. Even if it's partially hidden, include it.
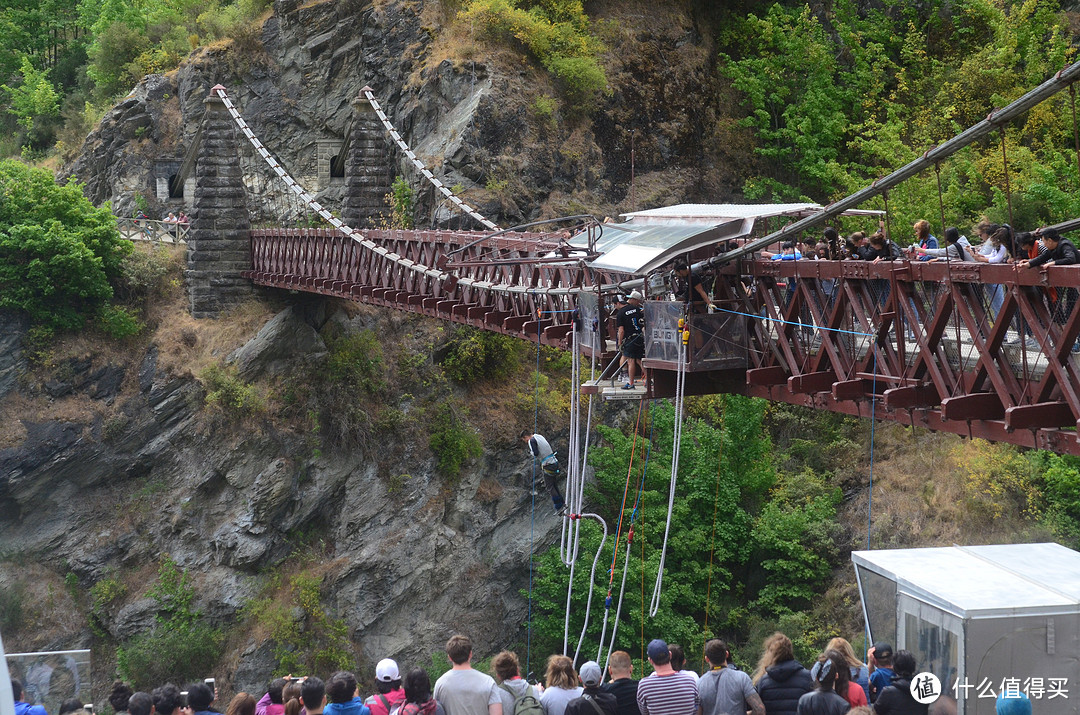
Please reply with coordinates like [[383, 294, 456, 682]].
[[852, 542, 1080, 619], [574, 203, 884, 275]]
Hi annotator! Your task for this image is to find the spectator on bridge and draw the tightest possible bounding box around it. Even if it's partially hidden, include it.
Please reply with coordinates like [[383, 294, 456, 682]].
[[823, 227, 840, 258], [673, 260, 714, 312], [616, 291, 646, 389], [1021, 227, 1080, 351], [602, 651, 639, 715], [520, 431, 567, 515], [178, 211, 190, 225], [301, 680, 326, 715], [752, 633, 813, 715], [973, 226, 1010, 320], [636, 640, 698, 715], [539, 656, 582, 715], [1019, 227, 1078, 268], [763, 242, 803, 261], [915, 227, 974, 262], [491, 651, 535, 715], [794, 651, 852, 715], [809, 639, 868, 703], [365, 659, 406, 715], [869, 651, 926, 715], [325, 672, 369, 715], [867, 232, 902, 262], [396, 669, 444, 715], [228, 694, 258, 715], [904, 220, 938, 262], [433, 635, 501, 715], [564, 662, 617, 715], [846, 232, 872, 260], [697, 639, 764, 715]]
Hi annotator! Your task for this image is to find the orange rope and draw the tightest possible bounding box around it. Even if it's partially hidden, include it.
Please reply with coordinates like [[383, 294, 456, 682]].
[[701, 402, 726, 670]]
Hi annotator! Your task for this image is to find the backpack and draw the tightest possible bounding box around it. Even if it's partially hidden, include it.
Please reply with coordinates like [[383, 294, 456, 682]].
[[500, 682, 544, 715]]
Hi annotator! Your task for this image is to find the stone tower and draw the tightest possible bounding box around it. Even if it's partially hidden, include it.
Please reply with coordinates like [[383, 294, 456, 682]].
[[186, 86, 252, 318], [342, 88, 392, 229]]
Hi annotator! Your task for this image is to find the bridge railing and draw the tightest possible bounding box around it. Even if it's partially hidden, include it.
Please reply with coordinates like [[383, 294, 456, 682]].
[[116, 217, 189, 244], [245, 228, 633, 345], [705, 257, 1080, 452]]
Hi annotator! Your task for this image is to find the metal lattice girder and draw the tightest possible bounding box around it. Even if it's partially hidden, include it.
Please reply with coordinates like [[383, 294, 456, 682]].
[[247, 228, 1080, 454]]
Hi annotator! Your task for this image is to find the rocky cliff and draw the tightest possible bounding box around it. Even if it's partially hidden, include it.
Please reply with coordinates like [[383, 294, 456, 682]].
[[64, 0, 748, 223], [0, 285, 589, 695]]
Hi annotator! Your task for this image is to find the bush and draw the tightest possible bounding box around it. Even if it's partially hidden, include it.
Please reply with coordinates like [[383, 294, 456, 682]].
[[97, 304, 144, 338], [200, 364, 265, 415], [243, 572, 356, 676], [428, 402, 483, 479], [0, 160, 132, 331], [115, 244, 180, 304], [117, 558, 224, 689], [325, 330, 384, 395], [441, 326, 523, 384], [0, 582, 26, 633], [459, 0, 608, 106]]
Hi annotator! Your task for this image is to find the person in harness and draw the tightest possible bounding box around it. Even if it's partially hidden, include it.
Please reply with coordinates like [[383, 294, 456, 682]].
[[520, 431, 567, 515]]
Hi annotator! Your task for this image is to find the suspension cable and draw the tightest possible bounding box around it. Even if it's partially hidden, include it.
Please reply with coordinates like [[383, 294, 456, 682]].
[[360, 87, 498, 230]]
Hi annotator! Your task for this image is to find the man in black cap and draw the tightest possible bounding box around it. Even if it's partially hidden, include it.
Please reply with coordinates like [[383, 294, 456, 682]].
[[867, 643, 895, 704], [635, 640, 698, 715]]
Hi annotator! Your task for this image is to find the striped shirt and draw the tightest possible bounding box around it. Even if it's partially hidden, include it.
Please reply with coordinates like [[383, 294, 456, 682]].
[[635, 672, 698, 715]]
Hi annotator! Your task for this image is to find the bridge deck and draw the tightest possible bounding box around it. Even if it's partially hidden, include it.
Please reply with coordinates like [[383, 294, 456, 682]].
[[246, 228, 1080, 455]]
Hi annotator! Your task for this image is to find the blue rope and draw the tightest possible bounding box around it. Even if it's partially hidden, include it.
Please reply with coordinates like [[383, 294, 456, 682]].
[[711, 305, 876, 338]]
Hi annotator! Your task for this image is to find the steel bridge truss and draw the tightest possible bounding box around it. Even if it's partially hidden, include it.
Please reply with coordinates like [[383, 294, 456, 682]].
[[716, 258, 1080, 454], [246, 228, 1080, 454], [245, 228, 631, 344]]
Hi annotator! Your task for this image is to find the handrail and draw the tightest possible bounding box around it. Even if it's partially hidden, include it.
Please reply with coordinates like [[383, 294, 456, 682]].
[[116, 217, 189, 243]]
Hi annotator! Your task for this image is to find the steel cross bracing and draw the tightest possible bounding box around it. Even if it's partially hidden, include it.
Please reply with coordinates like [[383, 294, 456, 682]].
[[245, 228, 632, 344], [711, 257, 1080, 454]]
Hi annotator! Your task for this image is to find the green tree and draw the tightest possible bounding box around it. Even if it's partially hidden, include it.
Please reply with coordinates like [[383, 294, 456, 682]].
[[2, 56, 60, 137], [527, 396, 838, 669], [0, 159, 132, 330]]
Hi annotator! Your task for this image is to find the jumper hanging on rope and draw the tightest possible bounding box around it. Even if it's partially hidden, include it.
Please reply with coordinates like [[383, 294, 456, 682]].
[[521, 431, 567, 515]]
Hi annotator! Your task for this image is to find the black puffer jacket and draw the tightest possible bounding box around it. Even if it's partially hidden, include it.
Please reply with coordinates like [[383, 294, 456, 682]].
[[795, 690, 849, 715], [757, 660, 814, 715], [872, 678, 928, 715]]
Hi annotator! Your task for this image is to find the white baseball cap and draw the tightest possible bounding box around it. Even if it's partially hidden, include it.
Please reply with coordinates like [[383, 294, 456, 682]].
[[375, 658, 400, 682]]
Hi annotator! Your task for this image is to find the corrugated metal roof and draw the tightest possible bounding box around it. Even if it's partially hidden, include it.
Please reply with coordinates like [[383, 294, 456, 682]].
[[571, 218, 747, 275], [620, 203, 885, 226], [852, 543, 1080, 618], [578, 203, 887, 275]]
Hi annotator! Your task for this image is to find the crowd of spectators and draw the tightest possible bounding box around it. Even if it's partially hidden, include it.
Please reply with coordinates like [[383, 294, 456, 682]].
[[11, 631, 1035, 715]]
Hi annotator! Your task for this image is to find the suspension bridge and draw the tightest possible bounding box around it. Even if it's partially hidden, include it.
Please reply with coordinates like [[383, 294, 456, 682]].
[[178, 62, 1080, 456]]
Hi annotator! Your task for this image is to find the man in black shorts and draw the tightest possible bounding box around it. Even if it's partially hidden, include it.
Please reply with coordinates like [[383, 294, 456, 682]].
[[616, 291, 646, 389]]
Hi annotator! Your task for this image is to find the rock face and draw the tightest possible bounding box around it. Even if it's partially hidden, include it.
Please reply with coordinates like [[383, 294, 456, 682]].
[[0, 301, 569, 696], [63, 1, 741, 226], [0, 311, 27, 401]]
